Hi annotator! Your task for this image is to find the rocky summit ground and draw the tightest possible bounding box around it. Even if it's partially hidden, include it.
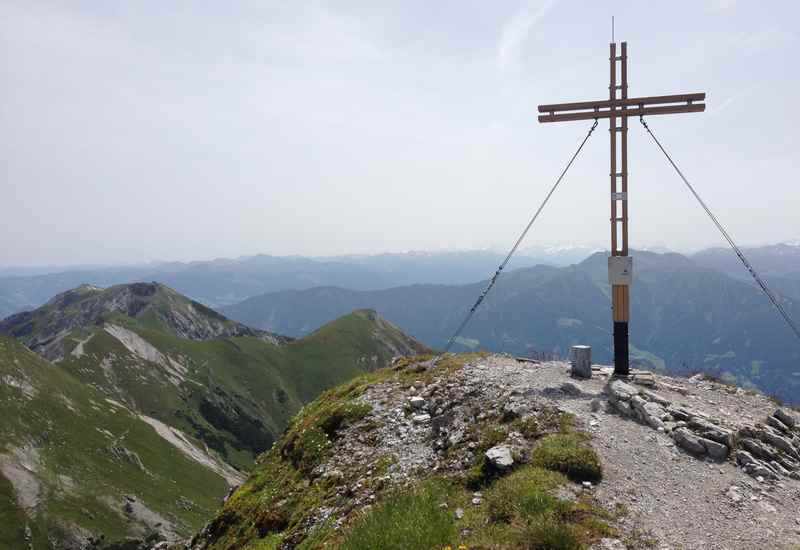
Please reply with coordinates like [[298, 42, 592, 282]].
[[189, 353, 800, 550], [473, 357, 800, 550]]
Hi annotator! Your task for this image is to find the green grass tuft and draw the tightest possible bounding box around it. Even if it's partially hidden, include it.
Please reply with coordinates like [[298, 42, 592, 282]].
[[469, 464, 612, 550], [282, 426, 331, 474], [530, 434, 602, 483], [486, 467, 567, 522], [242, 535, 282, 549], [281, 396, 373, 473], [340, 482, 456, 550], [524, 518, 583, 550]]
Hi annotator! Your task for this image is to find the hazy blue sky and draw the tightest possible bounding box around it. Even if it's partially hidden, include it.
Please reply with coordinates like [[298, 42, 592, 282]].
[[2, 0, 798, 265]]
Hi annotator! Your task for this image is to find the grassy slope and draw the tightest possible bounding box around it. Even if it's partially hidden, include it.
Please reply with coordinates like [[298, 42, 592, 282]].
[[59, 321, 297, 471], [55, 310, 427, 472], [0, 335, 230, 547]]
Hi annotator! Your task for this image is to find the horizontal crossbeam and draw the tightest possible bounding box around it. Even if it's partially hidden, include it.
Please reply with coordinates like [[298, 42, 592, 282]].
[[538, 93, 705, 113], [538, 103, 705, 123]]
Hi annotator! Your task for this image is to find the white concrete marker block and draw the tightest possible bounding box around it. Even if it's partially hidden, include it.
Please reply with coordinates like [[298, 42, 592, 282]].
[[571, 345, 592, 379]]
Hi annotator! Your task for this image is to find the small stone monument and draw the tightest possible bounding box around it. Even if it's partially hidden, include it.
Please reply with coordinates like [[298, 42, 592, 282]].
[[570, 345, 592, 379]]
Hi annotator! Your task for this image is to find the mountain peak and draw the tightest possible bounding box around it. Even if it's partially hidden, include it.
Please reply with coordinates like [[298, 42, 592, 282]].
[[303, 308, 430, 362], [44, 281, 163, 312], [0, 282, 265, 360]]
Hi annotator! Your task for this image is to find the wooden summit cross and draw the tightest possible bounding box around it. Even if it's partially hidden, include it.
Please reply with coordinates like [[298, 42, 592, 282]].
[[537, 42, 706, 376]]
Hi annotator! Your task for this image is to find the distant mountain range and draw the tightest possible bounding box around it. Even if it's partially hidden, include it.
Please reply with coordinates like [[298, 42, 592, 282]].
[[2, 243, 798, 404], [692, 243, 800, 301], [0, 257, 383, 320], [222, 250, 800, 404], [0, 247, 603, 319], [0, 282, 425, 547], [2, 244, 798, 322]]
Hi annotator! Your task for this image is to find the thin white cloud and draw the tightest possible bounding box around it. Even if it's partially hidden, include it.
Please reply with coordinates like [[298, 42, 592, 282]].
[[708, 94, 737, 117], [496, 0, 557, 73], [732, 26, 795, 55]]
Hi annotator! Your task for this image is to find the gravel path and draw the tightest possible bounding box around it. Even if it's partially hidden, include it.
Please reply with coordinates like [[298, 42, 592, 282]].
[[464, 356, 800, 550]]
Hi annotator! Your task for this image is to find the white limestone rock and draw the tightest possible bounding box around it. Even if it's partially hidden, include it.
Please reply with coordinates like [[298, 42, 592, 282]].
[[485, 445, 514, 470], [412, 414, 431, 425]]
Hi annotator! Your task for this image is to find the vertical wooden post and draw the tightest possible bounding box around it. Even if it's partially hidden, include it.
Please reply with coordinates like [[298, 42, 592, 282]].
[[610, 42, 630, 376], [620, 42, 629, 256], [609, 43, 617, 255]]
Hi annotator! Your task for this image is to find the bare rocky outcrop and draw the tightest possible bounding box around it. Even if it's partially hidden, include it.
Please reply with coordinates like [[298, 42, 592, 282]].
[[104, 324, 189, 385], [100, 494, 181, 541], [137, 413, 245, 487], [0, 282, 279, 361], [607, 373, 800, 482], [0, 445, 42, 510]]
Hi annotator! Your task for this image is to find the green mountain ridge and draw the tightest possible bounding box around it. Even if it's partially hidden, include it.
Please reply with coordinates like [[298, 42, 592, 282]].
[[222, 251, 800, 404], [0, 283, 427, 548]]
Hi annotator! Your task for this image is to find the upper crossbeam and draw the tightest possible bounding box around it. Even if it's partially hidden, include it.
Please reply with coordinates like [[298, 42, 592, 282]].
[[537, 93, 705, 123]]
